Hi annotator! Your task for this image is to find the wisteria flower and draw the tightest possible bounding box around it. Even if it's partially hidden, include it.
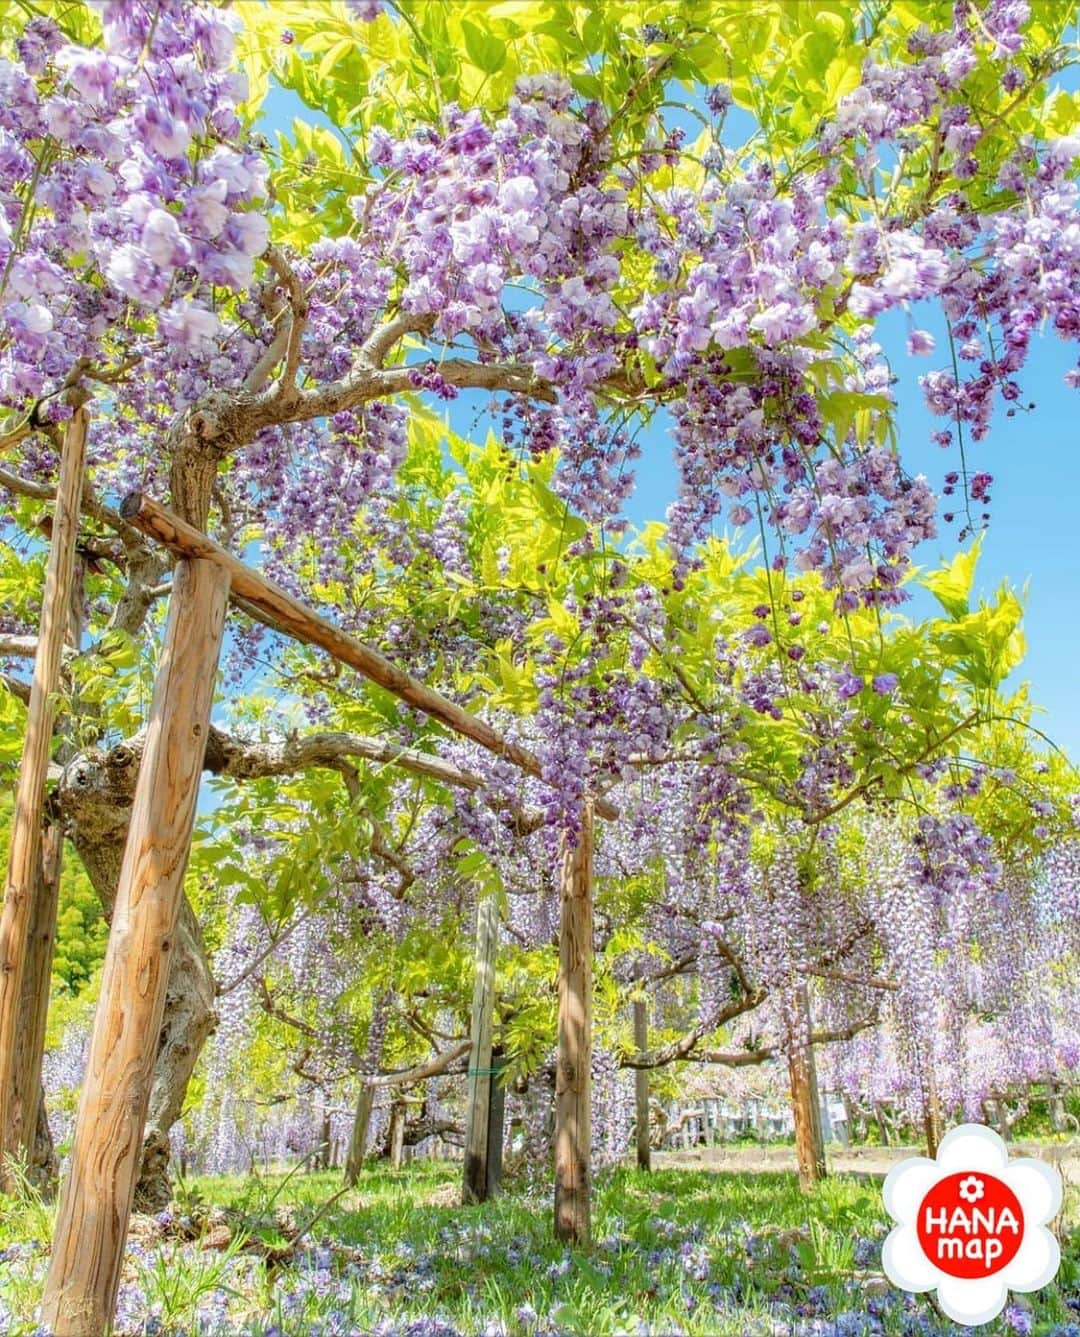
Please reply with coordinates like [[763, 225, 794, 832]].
[[833, 668, 864, 700], [347, 0, 384, 20], [907, 329, 936, 355]]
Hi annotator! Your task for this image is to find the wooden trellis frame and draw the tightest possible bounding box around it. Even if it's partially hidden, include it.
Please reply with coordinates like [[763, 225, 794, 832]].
[[39, 491, 607, 1333]]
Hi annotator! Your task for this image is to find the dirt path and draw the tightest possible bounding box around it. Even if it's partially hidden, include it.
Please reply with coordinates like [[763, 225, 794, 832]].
[[653, 1139, 1080, 1182]]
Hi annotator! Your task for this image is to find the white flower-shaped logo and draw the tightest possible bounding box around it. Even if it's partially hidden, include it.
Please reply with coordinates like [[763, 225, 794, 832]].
[[883, 1123, 1061, 1326], [958, 1175, 985, 1204]]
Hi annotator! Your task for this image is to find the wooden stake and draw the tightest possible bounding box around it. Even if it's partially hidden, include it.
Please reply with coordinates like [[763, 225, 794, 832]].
[[0, 409, 87, 1188], [923, 1061, 943, 1159], [8, 820, 63, 1180], [316, 1099, 332, 1170], [786, 985, 826, 1192], [485, 1049, 506, 1198], [42, 557, 230, 1337], [10, 553, 86, 1183], [633, 997, 651, 1172], [118, 492, 619, 822], [388, 1101, 406, 1170], [1050, 1080, 1067, 1134], [554, 801, 593, 1245], [462, 894, 499, 1205]]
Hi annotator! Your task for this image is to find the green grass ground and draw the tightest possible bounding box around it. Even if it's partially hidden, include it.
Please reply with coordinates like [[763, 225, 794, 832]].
[[1, 1159, 1077, 1335]]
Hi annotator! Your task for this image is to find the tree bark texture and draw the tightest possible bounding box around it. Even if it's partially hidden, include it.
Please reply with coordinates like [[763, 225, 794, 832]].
[[42, 556, 229, 1337], [56, 747, 218, 1211], [0, 409, 87, 1187], [32, 1085, 57, 1188], [554, 801, 594, 1245]]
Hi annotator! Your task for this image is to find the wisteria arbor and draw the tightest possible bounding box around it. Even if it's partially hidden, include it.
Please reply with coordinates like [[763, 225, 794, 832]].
[[2, 0, 1080, 1332]]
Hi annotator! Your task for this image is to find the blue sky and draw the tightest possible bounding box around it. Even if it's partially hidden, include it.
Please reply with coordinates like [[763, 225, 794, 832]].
[[261, 76, 1080, 761]]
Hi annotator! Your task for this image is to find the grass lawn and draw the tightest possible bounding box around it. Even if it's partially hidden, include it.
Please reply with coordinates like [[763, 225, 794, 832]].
[[1, 1158, 1077, 1335]]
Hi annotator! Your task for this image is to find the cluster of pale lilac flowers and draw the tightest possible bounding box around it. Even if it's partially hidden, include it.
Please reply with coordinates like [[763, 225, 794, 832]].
[[0, 1, 266, 442], [4, 0, 1080, 619], [627, 0, 1080, 596], [8, 0, 1080, 1202], [817, 813, 1080, 1123]]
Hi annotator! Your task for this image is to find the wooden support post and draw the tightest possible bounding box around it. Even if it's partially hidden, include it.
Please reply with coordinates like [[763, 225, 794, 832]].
[[8, 819, 63, 1185], [463, 894, 499, 1205], [316, 1101, 332, 1171], [786, 985, 826, 1192], [10, 553, 86, 1190], [344, 1084, 374, 1187], [554, 800, 594, 1245], [832, 1095, 850, 1149], [0, 410, 87, 1188], [1050, 1080, 1067, 1134], [388, 1101, 406, 1170], [485, 1048, 506, 1199], [923, 1061, 943, 1159], [41, 556, 229, 1337], [994, 1096, 1010, 1142], [633, 997, 651, 1172]]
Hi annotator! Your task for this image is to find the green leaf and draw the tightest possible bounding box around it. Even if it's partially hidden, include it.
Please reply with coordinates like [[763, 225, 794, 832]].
[[461, 19, 507, 74], [923, 536, 982, 619]]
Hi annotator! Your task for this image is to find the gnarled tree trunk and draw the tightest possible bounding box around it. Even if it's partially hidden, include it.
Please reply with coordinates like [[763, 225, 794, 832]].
[[57, 744, 218, 1209], [136, 896, 218, 1209], [31, 1085, 57, 1188]]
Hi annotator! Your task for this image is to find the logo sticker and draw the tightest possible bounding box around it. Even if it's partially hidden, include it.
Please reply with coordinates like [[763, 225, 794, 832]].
[[882, 1123, 1062, 1326]]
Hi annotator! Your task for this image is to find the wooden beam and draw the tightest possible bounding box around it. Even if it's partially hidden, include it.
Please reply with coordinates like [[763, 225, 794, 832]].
[[554, 801, 594, 1244], [462, 894, 499, 1205], [0, 408, 88, 1188], [118, 492, 618, 822], [41, 557, 230, 1336]]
